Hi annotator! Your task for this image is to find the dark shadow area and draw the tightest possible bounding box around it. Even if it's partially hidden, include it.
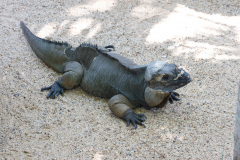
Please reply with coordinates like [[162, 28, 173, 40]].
[[18, 0, 240, 60]]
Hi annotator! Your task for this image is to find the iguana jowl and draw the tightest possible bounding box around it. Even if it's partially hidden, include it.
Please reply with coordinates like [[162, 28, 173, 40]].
[[20, 21, 191, 128]]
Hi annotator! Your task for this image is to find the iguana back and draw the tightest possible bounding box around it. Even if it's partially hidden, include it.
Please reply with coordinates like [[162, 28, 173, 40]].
[[66, 44, 147, 104]]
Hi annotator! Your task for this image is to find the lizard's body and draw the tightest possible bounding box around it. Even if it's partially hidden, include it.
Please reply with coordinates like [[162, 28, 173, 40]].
[[20, 21, 191, 128]]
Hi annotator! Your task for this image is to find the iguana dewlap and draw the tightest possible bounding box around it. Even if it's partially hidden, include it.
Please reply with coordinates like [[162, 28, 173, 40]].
[[20, 21, 191, 128]]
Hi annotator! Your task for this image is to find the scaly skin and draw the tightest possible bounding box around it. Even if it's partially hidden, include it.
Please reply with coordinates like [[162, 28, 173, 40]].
[[20, 21, 191, 128]]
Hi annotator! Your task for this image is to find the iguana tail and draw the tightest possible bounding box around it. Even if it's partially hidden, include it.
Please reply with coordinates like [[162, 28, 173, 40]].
[[20, 21, 71, 73]]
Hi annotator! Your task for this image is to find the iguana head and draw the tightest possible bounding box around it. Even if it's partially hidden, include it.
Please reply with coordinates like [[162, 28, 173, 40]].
[[144, 60, 191, 107], [145, 60, 191, 92]]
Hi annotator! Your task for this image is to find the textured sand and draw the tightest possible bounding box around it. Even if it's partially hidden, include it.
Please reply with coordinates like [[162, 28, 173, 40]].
[[1, 0, 240, 159]]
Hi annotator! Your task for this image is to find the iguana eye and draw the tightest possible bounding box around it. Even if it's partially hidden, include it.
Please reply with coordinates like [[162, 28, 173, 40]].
[[162, 75, 170, 81]]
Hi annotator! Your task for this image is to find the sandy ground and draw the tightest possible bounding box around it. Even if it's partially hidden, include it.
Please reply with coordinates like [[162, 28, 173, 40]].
[[1, 0, 240, 159]]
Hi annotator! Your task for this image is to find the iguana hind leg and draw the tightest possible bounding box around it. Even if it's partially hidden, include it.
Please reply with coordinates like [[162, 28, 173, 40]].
[[41, 61, 83, 99], [108, 94, 147, 129]]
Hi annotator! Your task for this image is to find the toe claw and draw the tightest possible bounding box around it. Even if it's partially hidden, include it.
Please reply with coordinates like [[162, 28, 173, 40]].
[[126, 119, 130, 127], [60, 88, 65, 96], [169, 96, 173, 104], [52, 91, 57, 99], [55, 92, 60, 97], [41, 86, 51, 91], [138, 117, 146, 122], [131, 120, 137, 129], [169, 92, 181, 104], [46, 90, 53, 99], [140, 114, 147, 120], [171, 93, 181, 101], [172, 91, 180, 96]]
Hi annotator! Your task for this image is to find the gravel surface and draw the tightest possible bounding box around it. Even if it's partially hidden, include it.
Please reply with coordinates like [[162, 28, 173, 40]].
[[1, 0, 240, 159]]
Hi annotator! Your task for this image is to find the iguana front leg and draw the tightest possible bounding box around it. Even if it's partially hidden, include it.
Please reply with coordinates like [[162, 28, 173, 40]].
[[41, 82, 64, 99], [169, 91, 181, 104], [108, 94, 147, 129], [41, 61, 83, 99]]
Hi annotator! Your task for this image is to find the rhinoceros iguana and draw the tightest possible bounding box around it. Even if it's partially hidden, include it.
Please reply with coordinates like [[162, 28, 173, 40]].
[[20, 21, 191, 128]]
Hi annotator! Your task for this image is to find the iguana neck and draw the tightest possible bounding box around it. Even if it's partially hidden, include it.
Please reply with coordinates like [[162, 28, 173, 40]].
[[119, 68, 147, 107]]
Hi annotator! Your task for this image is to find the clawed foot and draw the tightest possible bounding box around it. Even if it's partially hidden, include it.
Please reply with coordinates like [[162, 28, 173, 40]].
[[41, 82, 65, 99], [105, 45, 115, 51], [169, 91, 181, 104], [121, 110, 147, 129]]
